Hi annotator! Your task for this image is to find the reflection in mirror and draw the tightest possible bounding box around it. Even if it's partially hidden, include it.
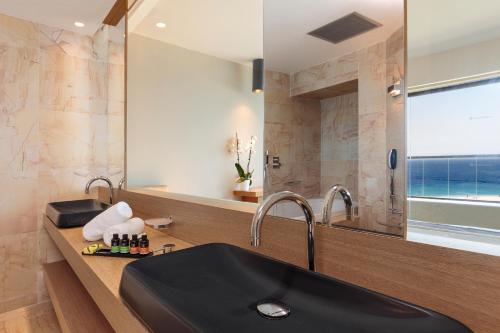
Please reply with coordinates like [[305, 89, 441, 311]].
[[407, 0, 500, 255], [126, 0, 264, 201], [264, 0, 405, 236]]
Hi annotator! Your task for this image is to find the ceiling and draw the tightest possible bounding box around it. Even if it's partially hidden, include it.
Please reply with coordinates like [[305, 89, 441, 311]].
[[1, 0, 404, 73], [131, 0, 403, 73], [264, 0, 404, 74], [8, 1, 498, 73], [408, 0, 500, 58], [0, 0, 124, 42], [130, 0, 263, 67]]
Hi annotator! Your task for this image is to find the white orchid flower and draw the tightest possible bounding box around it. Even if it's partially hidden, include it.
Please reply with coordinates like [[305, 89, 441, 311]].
[[229, 138, 244, 154], [245, 136, 258, 153]]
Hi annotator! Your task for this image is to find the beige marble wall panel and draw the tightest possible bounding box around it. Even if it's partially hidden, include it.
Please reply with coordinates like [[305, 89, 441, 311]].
[[321, 160, 358, 197], [357, 42, 389, 232], [0, 13, 124, 313], [320, 92, 359, 200], [0, 43, 40, 236], [264, 70, 321, 198], [0, 16, 41, 312], [358, 111, 386, 161], [0, 46, 40, 180], [320, 93, 358, 161], [290, 31, 404, 235], [291, 52, 359, 96], [107, 62, 124, 104], [0, 301, 61, 333], [108, 42, 125, 66], [0, 14, 39, 48], [0, 178, 38, 235], [0, 232, 39, 313], [358, 43, 387, 113], [385, 27, 405, 227], [106, 41, 125, 183], [39, 50, 108, 114], [107, 113, 125, 179]]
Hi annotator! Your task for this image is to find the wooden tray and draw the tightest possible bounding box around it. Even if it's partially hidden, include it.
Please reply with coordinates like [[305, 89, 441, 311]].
[[82, 248, 153, 259]]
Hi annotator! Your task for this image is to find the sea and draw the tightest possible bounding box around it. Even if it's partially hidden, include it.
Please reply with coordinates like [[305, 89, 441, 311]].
[[407, 156, 500, 200]]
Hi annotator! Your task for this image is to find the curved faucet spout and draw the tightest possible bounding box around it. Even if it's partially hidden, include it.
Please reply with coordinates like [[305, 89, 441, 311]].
[[251, 191, 315, 271], [118, 177, 126, 190], [322, 184, 353, 226], [85, 176, 114, 204]]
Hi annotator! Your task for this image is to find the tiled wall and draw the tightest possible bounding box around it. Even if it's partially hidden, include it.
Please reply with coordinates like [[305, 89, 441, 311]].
[[264, 71, 321, 198], [320, 92, 359, 200], [385, 27, 405, 226], [0, 13, 124, 313], [266, 27, 404, 235], [356, 41, 391, 233]]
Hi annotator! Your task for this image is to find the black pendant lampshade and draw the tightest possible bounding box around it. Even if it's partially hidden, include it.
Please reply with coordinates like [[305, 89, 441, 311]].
[[252, 58, 264, 93]]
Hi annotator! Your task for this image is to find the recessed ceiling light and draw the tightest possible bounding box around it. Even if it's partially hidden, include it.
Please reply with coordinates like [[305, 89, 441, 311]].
[[74, 21, 85, 28], [156, 22, 166, 28]]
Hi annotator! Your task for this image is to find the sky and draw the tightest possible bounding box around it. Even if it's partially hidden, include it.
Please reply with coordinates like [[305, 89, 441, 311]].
[[407, 81, 500, 157]]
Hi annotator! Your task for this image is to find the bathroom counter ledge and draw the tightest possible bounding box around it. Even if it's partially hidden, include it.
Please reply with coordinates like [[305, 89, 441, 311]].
[[43, 215, 194, 333]]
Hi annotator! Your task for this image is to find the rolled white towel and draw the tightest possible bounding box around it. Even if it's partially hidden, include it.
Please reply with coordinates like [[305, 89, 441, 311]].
[[103, 217, 145, 246], [82, 201, 133, 241]]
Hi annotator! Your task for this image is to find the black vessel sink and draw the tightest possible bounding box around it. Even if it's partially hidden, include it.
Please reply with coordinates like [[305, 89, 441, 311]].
[[120, 243, 472, 333], [46, 199, 109, 228]]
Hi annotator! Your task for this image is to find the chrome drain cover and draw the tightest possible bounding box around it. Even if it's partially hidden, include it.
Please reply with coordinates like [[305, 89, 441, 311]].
[[256, 300, 290, 319]]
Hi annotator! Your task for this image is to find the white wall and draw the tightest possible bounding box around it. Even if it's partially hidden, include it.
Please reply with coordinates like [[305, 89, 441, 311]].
[[127, 34, 264, 200], [408, 36, 500, 87]]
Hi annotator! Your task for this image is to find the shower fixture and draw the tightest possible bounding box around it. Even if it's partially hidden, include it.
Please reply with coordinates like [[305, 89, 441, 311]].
[[308, 12, 381, 44], [387, 149, 402, 215]]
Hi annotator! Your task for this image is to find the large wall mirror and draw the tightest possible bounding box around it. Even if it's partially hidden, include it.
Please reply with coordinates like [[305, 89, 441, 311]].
[[407, 0, 500, 255], [263, 0, 405, 236], [126, 0, 264, 200], [126, 0, 406, 236]]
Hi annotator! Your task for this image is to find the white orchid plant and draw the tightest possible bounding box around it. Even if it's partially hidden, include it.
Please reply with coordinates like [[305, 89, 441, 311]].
[[230, 132, 257, 185]]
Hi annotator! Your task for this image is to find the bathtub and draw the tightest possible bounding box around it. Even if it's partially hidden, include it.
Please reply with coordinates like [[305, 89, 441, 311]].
[[269, 197, 355, 223]]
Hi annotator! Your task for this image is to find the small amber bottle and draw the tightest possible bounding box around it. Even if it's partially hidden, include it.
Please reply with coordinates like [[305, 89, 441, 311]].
[[120, 234, 130, 254], [130, 234, 139, 254], [111, 233, 120, 253], [139, 234, 149, 254]]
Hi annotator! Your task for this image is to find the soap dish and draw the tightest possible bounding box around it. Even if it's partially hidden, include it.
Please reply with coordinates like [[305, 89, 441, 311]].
[[82, 248, 153, 259]]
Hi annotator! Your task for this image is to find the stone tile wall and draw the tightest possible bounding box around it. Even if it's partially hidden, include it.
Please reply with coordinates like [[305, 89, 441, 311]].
[[267, 27, 404, 235], [385, 27, 405, 228], [264, 71, 321, 198], [0, 13, 124, 313], [320, 92, 359, 201]]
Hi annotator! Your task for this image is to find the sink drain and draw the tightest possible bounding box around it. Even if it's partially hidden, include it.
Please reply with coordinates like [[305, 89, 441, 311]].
[[256, 300, 290, 319]]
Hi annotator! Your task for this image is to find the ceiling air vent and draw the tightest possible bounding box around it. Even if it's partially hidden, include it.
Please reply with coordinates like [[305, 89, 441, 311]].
[[308, 12, 382, 44]]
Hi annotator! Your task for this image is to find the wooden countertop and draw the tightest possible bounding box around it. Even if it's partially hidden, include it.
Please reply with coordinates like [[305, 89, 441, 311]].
[[127, 187, 259, 214], [43, 215, 194, 333]]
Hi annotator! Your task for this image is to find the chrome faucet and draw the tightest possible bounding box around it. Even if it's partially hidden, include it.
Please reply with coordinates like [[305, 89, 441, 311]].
[[251, 191, 316, 271], [118, 177, 126, 190], [85, 176, 114, 204], [322, 184, 353, 226]]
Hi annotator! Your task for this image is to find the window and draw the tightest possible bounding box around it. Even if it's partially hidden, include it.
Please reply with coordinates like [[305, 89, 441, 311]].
[[407, 79, 500, 202]]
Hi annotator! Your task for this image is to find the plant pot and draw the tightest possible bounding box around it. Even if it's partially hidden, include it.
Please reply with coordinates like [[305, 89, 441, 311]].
[[241, 179, 251, 192]]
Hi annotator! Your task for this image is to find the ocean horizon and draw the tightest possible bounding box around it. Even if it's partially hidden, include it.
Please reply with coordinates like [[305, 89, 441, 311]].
[[408, 156, 500, 200]]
